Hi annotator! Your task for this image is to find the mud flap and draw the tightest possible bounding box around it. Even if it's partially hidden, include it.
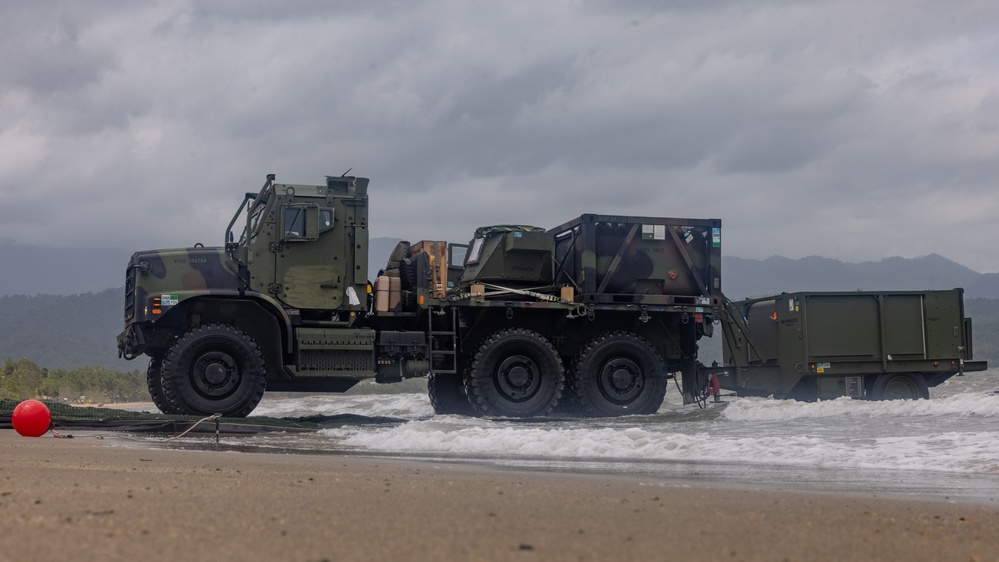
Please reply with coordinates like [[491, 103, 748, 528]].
[[680, 323, 705, 405]]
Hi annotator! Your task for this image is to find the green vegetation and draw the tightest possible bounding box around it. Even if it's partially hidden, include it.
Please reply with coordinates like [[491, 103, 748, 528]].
[[0, 358, 146, 403]]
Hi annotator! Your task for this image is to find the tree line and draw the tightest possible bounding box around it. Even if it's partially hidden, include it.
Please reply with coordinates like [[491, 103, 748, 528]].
[[0, 358, 147, 403]]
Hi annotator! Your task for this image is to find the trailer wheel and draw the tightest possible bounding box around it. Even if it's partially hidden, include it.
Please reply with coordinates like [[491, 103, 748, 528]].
[[161, 323, 267, 417], [146, 357, 182, 415], [428, 371, 476, 416], [868, 373, 929, 401], [572, 332, 667, 417], [465, 329, 563, 417]]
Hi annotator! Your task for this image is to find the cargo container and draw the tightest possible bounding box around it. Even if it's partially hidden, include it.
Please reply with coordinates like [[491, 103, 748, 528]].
[[709, 288, 987, 400], [551, 214, 722, 307]]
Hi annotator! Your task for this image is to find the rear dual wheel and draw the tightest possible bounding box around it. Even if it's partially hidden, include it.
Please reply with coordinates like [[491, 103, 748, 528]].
[[465, 329, 564, 418], [428, 371, 476, 416], [571, 332, 667, 417]]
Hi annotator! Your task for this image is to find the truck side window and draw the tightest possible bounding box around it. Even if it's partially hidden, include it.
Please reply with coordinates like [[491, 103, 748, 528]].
[[449, 244, 468, 267], [284, 207, 305, 238], [284, 207, 306, 239], [282, 205, 325, 241], [467, 238, 484, 264]]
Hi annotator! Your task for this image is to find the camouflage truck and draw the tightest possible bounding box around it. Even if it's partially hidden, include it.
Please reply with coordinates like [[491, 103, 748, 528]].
[[706, 289, 988, 400], [117, 174, 723, 417]]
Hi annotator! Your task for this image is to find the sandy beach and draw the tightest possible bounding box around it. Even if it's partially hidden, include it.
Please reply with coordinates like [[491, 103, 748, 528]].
[[1, 430, 997, 561]]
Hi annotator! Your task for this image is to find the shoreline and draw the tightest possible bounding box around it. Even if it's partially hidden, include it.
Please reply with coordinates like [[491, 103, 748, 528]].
[[3, 431, 998, 561], [117, 434, 999, 507]]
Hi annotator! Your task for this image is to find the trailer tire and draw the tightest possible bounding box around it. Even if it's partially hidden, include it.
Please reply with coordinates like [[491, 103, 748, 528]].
[[161, 323, 267, 417], [572, 332, 667, 417], [146, 358, 181, 415], [465, 329, 563, 418], [428, 371, 477, 416], [868, 373, 929, 401]]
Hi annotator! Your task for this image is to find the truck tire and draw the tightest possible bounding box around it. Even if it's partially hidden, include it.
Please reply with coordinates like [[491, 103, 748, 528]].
[[572, 332, 667, 417], [428, 371, 477, 416], [146, 358, 182, 415], [161, 323, 267, 417], [465, 329, 564, 418], [868, 373, 929, 401], [554, 366, 582, 415]]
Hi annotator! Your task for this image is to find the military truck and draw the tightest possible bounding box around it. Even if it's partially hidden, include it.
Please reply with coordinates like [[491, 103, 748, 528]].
[[117, 174, 723, 418], [707, 289, 987, 400]]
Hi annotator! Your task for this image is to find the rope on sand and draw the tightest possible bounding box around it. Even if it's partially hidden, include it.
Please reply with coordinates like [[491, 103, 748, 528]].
[[165, 413, 222, 442]]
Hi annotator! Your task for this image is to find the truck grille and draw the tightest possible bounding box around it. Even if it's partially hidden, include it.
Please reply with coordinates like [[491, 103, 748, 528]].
[[124, 267, 135, 322], [299, 350, 373, 371]]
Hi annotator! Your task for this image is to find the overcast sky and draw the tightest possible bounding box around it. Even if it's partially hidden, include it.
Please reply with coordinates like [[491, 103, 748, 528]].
[[2, 1, 998, 272]]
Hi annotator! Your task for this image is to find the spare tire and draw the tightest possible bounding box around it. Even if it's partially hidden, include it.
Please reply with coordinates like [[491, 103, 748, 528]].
[[399, 257, 419, 290]]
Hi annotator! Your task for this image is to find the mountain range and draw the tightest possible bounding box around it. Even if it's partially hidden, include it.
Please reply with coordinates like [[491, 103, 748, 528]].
[[724, 253, 999, 300], [4, 241, 998, 300]]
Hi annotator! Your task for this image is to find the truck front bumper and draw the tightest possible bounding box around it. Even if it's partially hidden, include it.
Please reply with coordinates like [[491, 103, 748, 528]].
[[116, 324, 146, 360]]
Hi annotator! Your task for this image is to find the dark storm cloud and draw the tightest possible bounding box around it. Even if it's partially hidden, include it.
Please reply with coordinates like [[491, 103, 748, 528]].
[[1, 0, 998, 272]]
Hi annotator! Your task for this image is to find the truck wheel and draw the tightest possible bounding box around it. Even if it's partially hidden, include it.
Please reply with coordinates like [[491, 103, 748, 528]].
[[572, 332, 667, 417], [147, 358, 182, 415], [554, 366, 582, 415], [465, 329, 564, 417], [868, 373, 929, 401], [161, 323, 267, 417], [428, 371, 477, 416]]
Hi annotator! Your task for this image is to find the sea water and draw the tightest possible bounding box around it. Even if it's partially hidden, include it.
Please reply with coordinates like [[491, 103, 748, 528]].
[[166, 370, 999, 502]]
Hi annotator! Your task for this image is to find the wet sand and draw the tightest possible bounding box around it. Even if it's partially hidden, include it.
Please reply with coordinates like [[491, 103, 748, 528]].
[[1, 430, 997, 561]]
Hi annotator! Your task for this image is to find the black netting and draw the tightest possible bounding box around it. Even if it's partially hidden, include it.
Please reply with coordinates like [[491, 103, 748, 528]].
[[0, 399, 406, 434]]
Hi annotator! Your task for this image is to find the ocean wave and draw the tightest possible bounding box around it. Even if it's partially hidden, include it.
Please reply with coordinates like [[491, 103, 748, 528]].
[[721, 392, 999, 421], [319, 421, 999, 474]]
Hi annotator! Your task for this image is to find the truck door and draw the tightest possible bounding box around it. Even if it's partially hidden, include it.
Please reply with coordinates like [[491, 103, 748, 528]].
[[273, 203, 347, 310]]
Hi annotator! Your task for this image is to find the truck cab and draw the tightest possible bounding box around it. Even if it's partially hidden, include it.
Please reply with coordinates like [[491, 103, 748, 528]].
[[118, 175, 387, 417]]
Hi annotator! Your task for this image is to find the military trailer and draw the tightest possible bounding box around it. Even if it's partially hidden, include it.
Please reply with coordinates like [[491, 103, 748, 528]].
[[709, 289, 987, 401], [118, 174, 723, 418]]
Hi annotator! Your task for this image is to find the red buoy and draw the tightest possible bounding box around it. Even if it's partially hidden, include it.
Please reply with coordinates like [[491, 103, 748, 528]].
[[11, 400, 52, 437]]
